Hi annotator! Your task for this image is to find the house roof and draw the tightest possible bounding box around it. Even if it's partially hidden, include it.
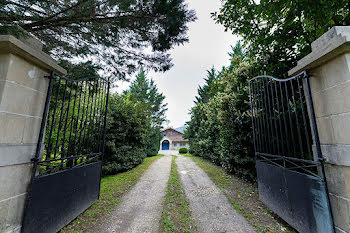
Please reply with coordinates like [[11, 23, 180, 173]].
[[167, 135, 188, 142], [161, 127, 184, 135]]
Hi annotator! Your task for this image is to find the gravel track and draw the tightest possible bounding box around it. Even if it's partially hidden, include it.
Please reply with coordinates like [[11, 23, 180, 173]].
[[98, 155, 172, 233], [176, 155, 256, 233]]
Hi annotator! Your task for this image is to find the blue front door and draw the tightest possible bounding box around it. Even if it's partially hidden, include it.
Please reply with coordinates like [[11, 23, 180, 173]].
[[162, 141, 169, 150]]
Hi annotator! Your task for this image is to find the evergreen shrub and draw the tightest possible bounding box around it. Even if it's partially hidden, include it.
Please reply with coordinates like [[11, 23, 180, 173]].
[[179, 148, 188, 154]]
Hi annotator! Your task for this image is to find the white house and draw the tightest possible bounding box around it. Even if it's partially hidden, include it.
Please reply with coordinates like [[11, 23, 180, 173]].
[[160, 128, 189, 151]]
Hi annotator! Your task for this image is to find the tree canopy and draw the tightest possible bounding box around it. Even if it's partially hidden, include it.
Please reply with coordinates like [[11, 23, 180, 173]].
[[185, 42, 256, 180], [212, 0, 350, 77], [127, 69, 168, 126], [104, 69, 168, 174], [0, 0, 196, 80]]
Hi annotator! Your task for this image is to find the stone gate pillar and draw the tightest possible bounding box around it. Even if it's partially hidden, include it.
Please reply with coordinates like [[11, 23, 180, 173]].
[[0, 35, 66, 233], [289, 26, 350, 233]]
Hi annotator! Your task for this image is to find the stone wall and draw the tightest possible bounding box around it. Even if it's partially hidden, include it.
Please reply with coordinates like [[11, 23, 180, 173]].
[[289, 26, 350, 233], [0, 35, 65, 233]]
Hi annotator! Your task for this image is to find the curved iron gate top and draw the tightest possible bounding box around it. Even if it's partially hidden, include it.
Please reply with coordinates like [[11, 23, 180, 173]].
[[248, 71, 335, 233], [22, 71, 110, 233]]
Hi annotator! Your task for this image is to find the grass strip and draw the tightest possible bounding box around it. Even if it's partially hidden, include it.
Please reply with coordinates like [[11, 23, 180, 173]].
[[185, 154, 296, 233], [61, 154, 164, 233], [160, 155, 197, 233]]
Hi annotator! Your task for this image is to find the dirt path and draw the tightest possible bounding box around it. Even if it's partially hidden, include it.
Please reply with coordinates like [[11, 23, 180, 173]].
[[97, 155, 172, 233], [176, 155, 256, 233]]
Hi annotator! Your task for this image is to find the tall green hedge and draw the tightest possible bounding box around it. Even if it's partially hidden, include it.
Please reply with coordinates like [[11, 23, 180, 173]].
[[185, 46, 256, 181]]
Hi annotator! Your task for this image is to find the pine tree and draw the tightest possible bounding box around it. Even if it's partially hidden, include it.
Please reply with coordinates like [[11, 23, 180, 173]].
[[127, 69, 168, 156], [195, 66, 218, 104], [128, 69, 167, 126], [0, 0, 196, 80]]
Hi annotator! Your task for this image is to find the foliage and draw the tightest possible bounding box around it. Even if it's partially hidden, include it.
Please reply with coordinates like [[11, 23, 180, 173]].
[[185, 42, 256, 181], [178, 148, 188, 154], [43, 76, 107, 172], [126, 69, 168, 156], [212, 0, 350, 77], [103, 93, 151, 175], [1, 0, 196, 80], [104, 69, 167, 173], [195, 66, 218, 104], [127, 69, 168, 126]]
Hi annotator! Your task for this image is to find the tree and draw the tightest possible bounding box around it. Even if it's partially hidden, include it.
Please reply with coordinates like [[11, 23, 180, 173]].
[[127, 69, 167, 126], [0, 0, 196, 80], [212, 0, 350, 77], [195, 66, 218, 104], [127, 69, 168, 156], [185, 41, 256, 180]]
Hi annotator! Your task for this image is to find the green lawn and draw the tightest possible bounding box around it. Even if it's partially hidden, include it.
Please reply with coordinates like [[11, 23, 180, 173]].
[[160, 155, 197, 233], [60, 154, 164, 233]]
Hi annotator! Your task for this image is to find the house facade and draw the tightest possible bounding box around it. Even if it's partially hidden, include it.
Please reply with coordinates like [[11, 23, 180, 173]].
[[160, 128, 189, 151]]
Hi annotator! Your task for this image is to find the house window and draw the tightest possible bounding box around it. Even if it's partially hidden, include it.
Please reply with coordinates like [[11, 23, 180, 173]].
[[174, 143, 177, 147]]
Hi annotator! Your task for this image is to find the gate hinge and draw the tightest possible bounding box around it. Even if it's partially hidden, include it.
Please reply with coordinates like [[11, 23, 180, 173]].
[[31, 157, 39, 162]]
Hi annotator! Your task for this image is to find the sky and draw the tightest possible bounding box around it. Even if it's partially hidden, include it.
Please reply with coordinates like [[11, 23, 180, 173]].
[[116, 0, 238, 128]]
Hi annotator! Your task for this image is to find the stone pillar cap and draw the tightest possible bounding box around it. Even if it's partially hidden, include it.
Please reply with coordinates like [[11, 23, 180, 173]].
[[0, 35, 66, 75], [289, 26, 350, 76]]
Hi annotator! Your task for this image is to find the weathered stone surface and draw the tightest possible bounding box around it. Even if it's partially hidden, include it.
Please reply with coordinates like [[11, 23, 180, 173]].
[[322, 144, 350, 166], [0, 163, 32, 201], [329, 194, 350, 233], [0, 194, 26, 233], [325, 164, 350, 199], [0, 81, 45, 116], [336, 226, 349, 233], [316, 117, 334, 144], [309, 54, 350, 93], [316, 114, 350, 145], [0, 54, 10, 81], [289, 26, 350, 76], [331, 113, 350, 145], [5, 54, 49, 94], [0, 144, 36, 167], [0, 35, 66, 75], [312, 81, 350, 117], [0, 113, 26, 144], [5, 193, 26, 233], [22, 117, 42, 144]]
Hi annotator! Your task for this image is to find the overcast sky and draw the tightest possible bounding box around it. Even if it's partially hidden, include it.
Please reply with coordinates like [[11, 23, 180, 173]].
[[116, 0, 238, 128]]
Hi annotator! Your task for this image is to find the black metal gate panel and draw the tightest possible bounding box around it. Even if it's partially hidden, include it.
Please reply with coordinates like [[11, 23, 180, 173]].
[[248, 71, 335, 233], [22, 71, 110, 233]]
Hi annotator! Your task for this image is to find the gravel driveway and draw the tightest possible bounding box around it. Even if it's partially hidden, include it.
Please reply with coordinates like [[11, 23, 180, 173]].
[[176, 155, 256, 233], [97, 155, 172, 233]]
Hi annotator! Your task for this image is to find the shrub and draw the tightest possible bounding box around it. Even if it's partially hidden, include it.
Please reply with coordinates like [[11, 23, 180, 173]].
[[179, 148, 188, 154], [103, 94, 150, 175]]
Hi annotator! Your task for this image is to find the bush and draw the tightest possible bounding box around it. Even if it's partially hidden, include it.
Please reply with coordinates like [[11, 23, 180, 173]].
[[179, 148, 188, 154], [103, 94, 150, 175]]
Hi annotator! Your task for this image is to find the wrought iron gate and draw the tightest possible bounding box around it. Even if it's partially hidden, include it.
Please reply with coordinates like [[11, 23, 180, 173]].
[[248, 71, 335, 233], [22, 71, 110, 233]]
